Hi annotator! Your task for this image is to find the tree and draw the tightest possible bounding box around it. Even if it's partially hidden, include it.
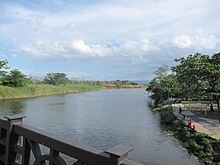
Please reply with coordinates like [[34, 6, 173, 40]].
[[44, 73, 69, 85], [0, 59, 10, 85], [2, 69, 28, 87], [0, 59, 8, 69], [172, 53, 209, 99], [172, 52, 220, 112], [205, 53, 220, 111], [146, 65, 181, 105]]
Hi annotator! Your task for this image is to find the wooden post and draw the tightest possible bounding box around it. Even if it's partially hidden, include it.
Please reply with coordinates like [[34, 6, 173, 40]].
[[4, 115, 26, 165], [105, 144, 133, 165]]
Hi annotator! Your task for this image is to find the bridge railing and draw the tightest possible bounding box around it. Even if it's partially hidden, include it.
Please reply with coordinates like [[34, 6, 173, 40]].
[[0, 115, 143, 165]]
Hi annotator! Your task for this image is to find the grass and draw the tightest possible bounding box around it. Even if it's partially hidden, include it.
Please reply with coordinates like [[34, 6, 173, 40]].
[[0, 84, 104, 99]]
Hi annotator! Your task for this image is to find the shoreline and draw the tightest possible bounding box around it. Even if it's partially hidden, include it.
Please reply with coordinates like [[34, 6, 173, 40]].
[[0, 84, 104, 100], [0, 84, 145, 100], [152, 104, 220, 165]]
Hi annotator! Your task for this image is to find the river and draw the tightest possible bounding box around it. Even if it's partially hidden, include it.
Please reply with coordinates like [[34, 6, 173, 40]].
[[0, 88, 199, 165]]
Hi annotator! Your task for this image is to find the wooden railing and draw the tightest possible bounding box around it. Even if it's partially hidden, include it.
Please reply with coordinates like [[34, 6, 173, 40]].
[[0, 115, 143, 165]]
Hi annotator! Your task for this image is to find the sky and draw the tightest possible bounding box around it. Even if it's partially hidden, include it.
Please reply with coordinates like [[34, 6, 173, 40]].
[[1, 0, 220, 81]]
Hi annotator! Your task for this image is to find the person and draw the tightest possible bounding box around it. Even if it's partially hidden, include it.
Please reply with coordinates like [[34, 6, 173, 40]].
[[190, 124, 196, 132], [188, 119, 192, 128], [210, 103, 214, 112], [179, 106, 182, 114], [188, 119, 196, 132]]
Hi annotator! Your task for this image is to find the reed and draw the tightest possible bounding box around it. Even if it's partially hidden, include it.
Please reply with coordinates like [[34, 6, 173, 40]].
[[0, 84, 103, 100]]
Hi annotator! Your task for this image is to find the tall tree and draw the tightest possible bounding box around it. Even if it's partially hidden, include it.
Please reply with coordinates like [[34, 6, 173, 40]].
[[44, 73, 69, 85], [0, 59, 8, 69], [2, 69, 28, 87], [0, 59, 10, 85], [146, 65, 180, 105], [172, 52, 220, 112]]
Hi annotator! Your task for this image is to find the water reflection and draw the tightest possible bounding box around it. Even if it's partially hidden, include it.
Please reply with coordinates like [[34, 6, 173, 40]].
[[0, 99, 25, 116]]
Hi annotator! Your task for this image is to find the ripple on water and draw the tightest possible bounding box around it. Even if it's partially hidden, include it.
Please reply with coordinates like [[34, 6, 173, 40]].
[[0, 89, 200, 165]]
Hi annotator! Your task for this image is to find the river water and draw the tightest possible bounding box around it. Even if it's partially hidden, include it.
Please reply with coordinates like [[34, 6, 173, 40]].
[[0, 88, 199, 165]]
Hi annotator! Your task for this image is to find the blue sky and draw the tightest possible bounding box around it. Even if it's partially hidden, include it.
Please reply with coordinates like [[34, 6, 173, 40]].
[[1, 0, 220, 81]]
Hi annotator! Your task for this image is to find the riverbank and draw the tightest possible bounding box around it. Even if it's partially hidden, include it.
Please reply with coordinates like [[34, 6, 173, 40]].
[[0, 83, 145, 100], [173, 107, 220, 140], [153, 104, 220, 165], [0, 84, 104, 100]]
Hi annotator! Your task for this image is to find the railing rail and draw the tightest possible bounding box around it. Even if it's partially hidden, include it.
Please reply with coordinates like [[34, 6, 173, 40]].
[[0, 115, 143, 165]]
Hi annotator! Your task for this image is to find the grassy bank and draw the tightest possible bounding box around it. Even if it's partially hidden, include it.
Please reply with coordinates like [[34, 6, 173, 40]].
[[0, 84, 104, 100], [153, 104, 220, 165]]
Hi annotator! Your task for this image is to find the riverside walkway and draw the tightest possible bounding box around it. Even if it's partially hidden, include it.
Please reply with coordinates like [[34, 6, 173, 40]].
[[173, 105, 220, 140]]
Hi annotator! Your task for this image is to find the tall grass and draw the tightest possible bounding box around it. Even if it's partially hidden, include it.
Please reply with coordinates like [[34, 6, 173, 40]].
[[0, 84, 103, 100]]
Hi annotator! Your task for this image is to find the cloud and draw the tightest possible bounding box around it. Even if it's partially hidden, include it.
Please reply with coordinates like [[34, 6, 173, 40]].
[[121, 39, 157, 52], [174, 35, 192, 48], [72, 40, 92, 53], [18, 38, 155, 60], [71, 40, 111, 56], [194, 31, 217, 49], [1, 0, 220, 80], [173, 32, 217, 50]]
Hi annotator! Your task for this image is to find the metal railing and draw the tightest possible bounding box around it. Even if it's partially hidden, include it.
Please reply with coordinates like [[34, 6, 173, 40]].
[[0, 115, 143, 165]]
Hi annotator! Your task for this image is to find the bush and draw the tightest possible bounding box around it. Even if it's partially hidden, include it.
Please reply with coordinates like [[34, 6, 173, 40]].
[[160, 109, 177, 124], [2, 69, 29, 87], [169, 121, 216, 164], [153, 104, 173, 112]]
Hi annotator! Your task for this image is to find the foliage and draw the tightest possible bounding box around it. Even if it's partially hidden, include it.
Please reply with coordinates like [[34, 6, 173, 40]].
[[147, 52, 220, 111], [0, 59, 11, 69], [0, 60, 29, 87], [160, 109, 177, 124], [148, 52, 220, 164], [172, 52, 220, 111], [1, 69, 29, 87], [168, 121, 217, 164], [146, 65, 181, 105], [0, 84, 103, 99], [153, 104, 173, 112], [44, 73, 69, 85], [153, 103, 219, 164], [0, 59, 10, 84], [152, 104, 177, 124]]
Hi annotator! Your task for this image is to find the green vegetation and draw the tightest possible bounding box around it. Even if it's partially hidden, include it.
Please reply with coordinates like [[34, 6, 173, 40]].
[[169, 120, 217, 164], [172, 53, 220, 111], [1, 69, 30, 87], [147, 52, 220, 164], [146, 52, 220, 111], [43, 73, 69, 85], [146, 65, 181, 105], [0, 84, 103, 100], [0, 60, 142, 99], [154, 104, 220, 164], [152, 104, 177, 124]]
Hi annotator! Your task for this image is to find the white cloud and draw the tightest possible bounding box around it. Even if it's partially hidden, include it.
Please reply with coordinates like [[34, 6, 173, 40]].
[[18, 38, 156, 60], [194, 31, 217, 49], [173, 32, 217, 50], [1, 0, 220, 80], [72, 40, 92, 53], [174, 35, 192, 48], [122, 39, 157, 52]]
